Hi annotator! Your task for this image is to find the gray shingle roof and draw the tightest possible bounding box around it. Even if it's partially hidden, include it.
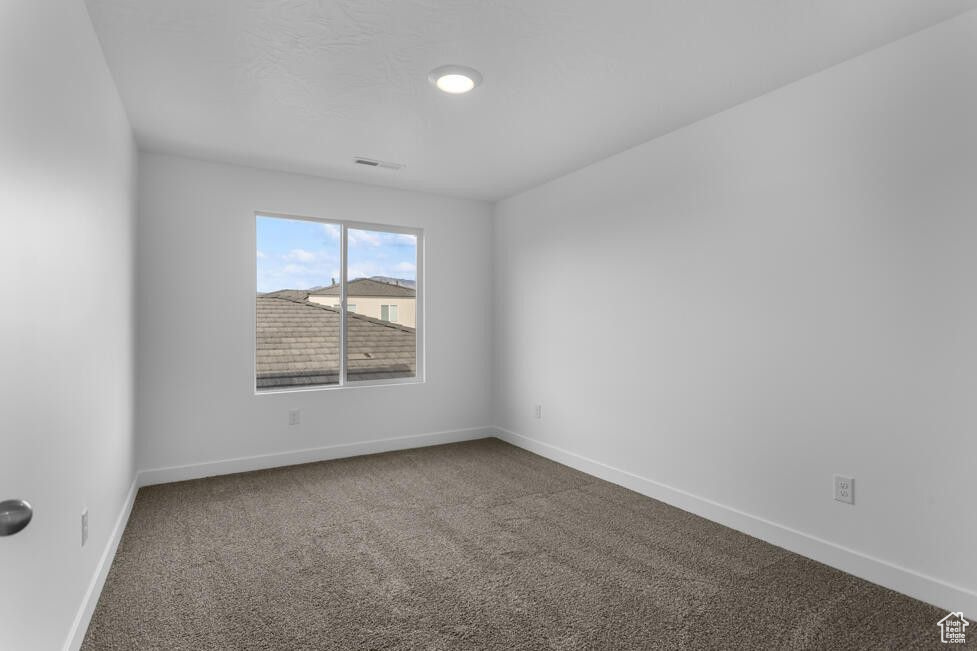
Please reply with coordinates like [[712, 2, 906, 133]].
[[260, 289, 313, 301], [309, 278, 416, 298], [256, 296, 415, 389]]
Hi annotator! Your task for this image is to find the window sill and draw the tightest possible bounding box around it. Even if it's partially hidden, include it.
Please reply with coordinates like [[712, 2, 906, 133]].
[[254, 377, 425, 396]]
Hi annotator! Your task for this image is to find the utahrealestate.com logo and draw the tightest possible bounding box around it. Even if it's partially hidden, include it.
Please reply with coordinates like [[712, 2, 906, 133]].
[[937, 612, 970, 644]]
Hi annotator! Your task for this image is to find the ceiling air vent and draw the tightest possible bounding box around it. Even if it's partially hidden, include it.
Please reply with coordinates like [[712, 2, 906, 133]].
[[353, 157, 404, 171]]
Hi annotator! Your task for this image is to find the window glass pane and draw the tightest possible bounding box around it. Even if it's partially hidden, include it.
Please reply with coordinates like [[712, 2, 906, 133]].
[[256, 216, 341, 389], [346, 228, 417, 381]]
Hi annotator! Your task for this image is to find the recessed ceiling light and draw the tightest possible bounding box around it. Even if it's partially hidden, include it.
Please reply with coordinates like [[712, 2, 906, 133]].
[[429, 65, 483, 94]]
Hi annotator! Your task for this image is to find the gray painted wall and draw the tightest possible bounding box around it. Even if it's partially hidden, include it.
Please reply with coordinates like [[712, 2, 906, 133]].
[[0, 1, 137, 648], [493, 12, 977, 612], [136, 153, 494, 472]]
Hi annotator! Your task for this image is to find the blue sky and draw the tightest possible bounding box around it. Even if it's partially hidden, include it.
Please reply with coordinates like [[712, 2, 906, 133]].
[[256, 216, 417, 292]]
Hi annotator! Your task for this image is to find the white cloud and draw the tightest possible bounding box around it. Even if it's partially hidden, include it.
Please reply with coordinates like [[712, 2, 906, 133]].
[[321, 225, 413, 249], [394, 261, 416, 273], [348, 229, 382, 247], [285, 248, 316, 262], [346, 266, 373, 280], [256, 250, 266, 259]]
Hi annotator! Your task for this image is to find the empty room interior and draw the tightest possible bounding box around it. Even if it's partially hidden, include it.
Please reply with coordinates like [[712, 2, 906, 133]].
[[3, 1, 977, 649]]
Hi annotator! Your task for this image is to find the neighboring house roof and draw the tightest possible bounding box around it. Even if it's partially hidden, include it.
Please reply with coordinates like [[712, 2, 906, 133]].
[[310, 278, 416, 298], [256, 296, 415, 389], [260, 289, 312, 301]]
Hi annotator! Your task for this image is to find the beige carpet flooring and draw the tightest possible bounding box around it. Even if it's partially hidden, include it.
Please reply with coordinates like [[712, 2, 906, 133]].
[[82, 438, 943, 649]]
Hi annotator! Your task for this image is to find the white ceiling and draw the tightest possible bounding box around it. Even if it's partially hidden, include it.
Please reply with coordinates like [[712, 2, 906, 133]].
[[85, 1, 973, 201]]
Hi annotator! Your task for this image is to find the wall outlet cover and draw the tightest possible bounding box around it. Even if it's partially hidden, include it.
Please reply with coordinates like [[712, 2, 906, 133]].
[[288, 409, 301, 426], [834, 475, 854, 505], [81, 509, 89, 546]]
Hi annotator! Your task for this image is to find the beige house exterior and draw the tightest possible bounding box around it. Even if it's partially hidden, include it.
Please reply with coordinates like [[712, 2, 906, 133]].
[[308, 278, 417, 328]]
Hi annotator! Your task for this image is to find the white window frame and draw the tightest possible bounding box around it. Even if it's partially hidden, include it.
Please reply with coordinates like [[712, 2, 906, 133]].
[[253, 211, 424, 394]]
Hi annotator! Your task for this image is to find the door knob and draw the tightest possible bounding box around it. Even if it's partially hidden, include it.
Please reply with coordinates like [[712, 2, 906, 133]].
[[0, 499, 32, 536]]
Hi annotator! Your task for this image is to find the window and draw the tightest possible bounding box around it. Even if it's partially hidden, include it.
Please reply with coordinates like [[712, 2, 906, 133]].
[[255, 214, 421, 391]]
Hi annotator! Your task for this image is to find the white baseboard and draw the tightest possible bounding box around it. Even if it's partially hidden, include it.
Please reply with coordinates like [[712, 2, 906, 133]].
[[138, 426, 494, 486], [493, 427, 977, 615], [64, 426, 494, 649], [64, 476, 139, 651]]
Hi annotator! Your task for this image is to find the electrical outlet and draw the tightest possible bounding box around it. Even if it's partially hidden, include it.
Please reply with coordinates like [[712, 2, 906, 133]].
[[834, 475, 854, 505], [81, 509, 89, 546], [288, 409, 301, 426], [534, 404, 542, 419]]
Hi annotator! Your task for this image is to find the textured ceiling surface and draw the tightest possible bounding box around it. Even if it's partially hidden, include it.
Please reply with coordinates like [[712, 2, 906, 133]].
[[85, 1, 973, 200]]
